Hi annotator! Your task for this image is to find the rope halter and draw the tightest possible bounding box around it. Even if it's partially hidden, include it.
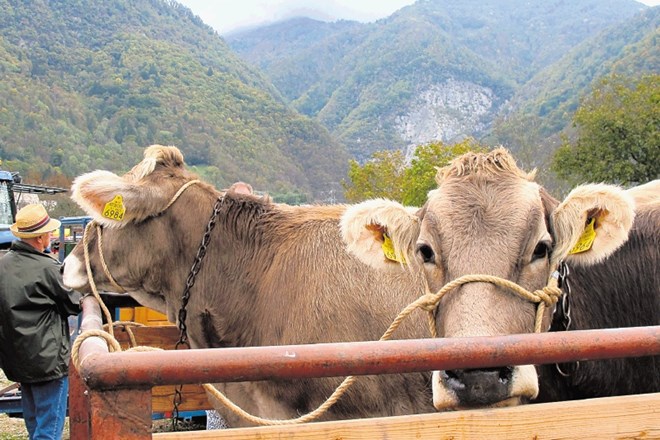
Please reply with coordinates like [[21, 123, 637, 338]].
[[381, 269, 563, 341]]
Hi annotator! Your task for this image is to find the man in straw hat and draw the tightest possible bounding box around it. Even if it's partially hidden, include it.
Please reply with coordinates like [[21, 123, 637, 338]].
[[0, 204, 81, 440]]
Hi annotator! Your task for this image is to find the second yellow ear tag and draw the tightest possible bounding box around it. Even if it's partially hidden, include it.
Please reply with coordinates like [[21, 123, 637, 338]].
[[382, 233, 406, 264], [569, 217, 596, 254], [102, 195, 126, 221]]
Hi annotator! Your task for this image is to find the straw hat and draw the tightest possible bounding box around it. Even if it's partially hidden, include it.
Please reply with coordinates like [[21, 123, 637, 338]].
[[10, 204, 61, 239]]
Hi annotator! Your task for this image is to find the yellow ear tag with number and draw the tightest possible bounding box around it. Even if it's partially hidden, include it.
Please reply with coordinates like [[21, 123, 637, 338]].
[[382, 233, 406, 264], [102, 195, 126, 221], [569, 217, 596, 254]]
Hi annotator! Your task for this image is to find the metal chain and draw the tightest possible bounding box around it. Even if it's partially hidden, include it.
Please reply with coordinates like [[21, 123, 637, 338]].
[[554, 261, 579, 377], [171, 196, 224, 431]]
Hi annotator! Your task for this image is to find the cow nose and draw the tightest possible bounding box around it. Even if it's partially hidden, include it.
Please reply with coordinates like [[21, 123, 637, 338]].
[[442, 367, 513, 406]]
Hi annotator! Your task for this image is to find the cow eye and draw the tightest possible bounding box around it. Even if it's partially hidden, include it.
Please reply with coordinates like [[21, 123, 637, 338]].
[[532, 241, 551, 262], [416, 243, 435, 264]]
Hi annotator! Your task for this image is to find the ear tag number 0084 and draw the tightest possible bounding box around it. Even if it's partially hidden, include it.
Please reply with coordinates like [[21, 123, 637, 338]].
[[102, 195, 126, 221]]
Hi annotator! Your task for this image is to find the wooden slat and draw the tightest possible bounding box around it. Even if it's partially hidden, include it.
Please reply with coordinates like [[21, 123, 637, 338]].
[[152, 385, 211, 413], [112, 325, 180, 350], [153, 392, 660, 440]]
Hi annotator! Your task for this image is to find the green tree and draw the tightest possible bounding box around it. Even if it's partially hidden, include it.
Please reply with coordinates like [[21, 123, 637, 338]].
[[342, 149, 406, 203], [552, 74, 659, 186], [342, 138, 487, 205], [402, 138, 487, 206]]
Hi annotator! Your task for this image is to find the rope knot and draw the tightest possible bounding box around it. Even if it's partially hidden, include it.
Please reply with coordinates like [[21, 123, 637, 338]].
[[534, 286, 562, 306], [417, 292, 441, 313]]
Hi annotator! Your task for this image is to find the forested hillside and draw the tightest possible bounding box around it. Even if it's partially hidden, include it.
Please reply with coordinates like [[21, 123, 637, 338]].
[[1, 0, 655, 203], [226, 0, 650, 161], [494, 6, 659, 154], [0, 0, 348, 201]]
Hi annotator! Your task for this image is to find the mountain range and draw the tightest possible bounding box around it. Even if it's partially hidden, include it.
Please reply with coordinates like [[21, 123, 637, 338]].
[[226, 0, 657, 166], [0, 0, 657, 202]]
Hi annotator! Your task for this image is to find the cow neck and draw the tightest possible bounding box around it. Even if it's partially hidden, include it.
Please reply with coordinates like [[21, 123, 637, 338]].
[[175, 194, 226, 350]]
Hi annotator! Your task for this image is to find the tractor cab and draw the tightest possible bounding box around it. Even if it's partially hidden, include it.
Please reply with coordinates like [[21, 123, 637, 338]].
[[0, 169, 68, 250]]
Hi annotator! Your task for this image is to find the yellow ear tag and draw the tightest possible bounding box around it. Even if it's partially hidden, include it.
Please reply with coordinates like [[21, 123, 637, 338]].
[[382, 233, 406, 264], [569, 217, 596, 254], [102, 195, 126, 221]]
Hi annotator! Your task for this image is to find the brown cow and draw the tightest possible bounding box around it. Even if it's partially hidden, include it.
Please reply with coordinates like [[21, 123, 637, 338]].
[[62, 145, 435, 426], [341, 147, 644, 410]]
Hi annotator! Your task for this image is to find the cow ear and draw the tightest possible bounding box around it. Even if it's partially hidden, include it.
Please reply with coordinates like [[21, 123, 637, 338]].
[[70, 170, 163, 228], [341, 199, 420, 270], [551, 183, 635, 266]]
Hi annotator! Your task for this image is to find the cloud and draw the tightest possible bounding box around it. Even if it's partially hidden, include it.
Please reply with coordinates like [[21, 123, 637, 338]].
[[176, 0, 416, 34]]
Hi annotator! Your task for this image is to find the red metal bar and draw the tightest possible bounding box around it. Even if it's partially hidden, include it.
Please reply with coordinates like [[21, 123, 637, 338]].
[[80, 325, 660, 391], [72, 295, 155, 439], [70, 295, 104, 440]]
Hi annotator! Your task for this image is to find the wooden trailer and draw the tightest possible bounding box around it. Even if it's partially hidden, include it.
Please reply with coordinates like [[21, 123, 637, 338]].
[[70, 296, 660, 440]]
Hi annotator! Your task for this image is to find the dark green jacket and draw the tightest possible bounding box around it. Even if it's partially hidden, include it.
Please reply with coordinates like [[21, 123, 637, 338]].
[[0, 240, 81, 383]]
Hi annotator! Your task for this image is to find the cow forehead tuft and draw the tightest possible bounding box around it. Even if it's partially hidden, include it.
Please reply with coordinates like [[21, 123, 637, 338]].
[[123, 145, 184, 182], [436, 147, 536, 185]]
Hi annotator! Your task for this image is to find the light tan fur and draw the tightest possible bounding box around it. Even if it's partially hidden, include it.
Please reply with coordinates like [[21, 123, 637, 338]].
[[437, 146, 537, 184], [340, 199, 420, 270], [552, 183, 635, 267], [123, 144, 184, 181], [627, 179, 660, 210], [341, 147, 636, 411]]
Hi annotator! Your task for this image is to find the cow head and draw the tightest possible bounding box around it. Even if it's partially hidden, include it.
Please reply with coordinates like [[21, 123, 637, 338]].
[[62, 145, 217, 319], [341, 147, 635, 410]]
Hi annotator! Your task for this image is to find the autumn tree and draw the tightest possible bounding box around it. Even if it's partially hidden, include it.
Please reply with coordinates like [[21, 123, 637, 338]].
[[401, 138, 487, 206], [342, 138, 487, 205], [342, 149, 406, 202], [552, 74, 659, 186]]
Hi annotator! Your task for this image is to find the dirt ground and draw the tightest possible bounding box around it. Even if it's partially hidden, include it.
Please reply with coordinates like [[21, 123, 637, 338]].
[[0, 370, 204, 438]]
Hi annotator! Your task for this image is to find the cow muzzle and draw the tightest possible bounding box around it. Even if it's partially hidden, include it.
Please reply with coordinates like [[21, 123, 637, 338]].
[[62, 253, 89, 290], [432, 364, 539, 410]]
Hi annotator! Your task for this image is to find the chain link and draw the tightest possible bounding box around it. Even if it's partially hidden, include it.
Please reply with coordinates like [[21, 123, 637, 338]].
[[172, 196, 224, 430], [554, 261, 579, 377]]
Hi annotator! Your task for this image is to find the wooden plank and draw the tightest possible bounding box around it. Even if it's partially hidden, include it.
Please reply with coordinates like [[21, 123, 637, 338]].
[[112, 325, 180, 350], [153, 392, 660, 440], [152, 385, 212, 413]]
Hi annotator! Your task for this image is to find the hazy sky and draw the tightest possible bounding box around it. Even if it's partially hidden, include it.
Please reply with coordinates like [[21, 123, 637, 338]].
[[176, 0, 659, 35]]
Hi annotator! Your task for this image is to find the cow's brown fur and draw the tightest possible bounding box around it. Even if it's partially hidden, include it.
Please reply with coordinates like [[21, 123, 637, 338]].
[[64, 146, 435, 426]]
